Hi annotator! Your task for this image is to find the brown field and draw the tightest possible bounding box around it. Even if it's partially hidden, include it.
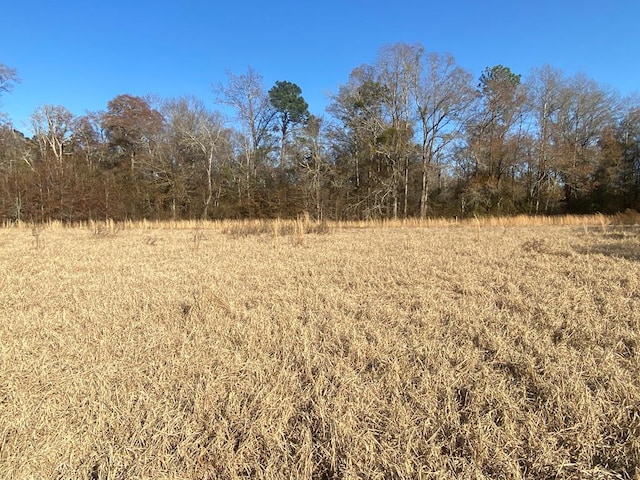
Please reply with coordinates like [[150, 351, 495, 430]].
[[1, 216, 639, 479]]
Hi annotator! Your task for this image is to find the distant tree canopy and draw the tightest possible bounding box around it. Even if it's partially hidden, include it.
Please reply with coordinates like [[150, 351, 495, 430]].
[[0, 51, 638, 223], [0, 63, 19, 96], [269, 80, 309, 171]]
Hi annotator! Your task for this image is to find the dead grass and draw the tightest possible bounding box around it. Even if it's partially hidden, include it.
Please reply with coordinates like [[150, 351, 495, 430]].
[[5, 211, 638, 233], [0, 218, 639, 479], [220, 215, 332, 239]]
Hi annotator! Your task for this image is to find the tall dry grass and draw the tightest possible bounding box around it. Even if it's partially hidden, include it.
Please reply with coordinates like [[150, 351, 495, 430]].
[[4, 210, 639, 233], [0, 218, 639, 479]]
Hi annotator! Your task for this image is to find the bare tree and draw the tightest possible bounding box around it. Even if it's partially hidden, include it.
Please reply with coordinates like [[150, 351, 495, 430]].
[[0, 125, 30, 221], [0, 64, 19, 96], [214, 68, 275, 207], [30, 105, 74, 166], [458, 65, 528, 213], [617, 100, 640, 208], [550, 74, 618, 208], [328, 65, 394, 218], [525, 65, 566, 213], [164, 96, 229, 219], [414, 52, 476, 217], [293, 114, 332, 219], [0, 64, 19, 124], [375, 43, 421, 218], [72, 112, 108, 169]]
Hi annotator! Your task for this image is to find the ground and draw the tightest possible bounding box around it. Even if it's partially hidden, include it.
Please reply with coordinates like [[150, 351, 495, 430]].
[[1, 218, 639, 479]]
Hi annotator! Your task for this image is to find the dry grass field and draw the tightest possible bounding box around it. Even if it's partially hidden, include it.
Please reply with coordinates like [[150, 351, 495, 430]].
[[1, 216, 639, 479]]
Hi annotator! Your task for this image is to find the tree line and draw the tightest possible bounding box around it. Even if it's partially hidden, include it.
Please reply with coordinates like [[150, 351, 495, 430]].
[[1, 43, 639, 222]]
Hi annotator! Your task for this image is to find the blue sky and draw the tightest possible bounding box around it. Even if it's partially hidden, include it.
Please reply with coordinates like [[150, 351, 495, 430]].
[[1, 0, 638, 132]]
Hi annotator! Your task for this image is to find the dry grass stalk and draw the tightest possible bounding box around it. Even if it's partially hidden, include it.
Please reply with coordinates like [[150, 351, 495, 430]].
[[31, 223, 44, 248], [88, 218, 120, 238]]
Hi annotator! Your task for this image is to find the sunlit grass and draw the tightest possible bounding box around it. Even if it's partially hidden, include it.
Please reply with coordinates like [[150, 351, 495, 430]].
[[4, 211, 640, 232], [1, 217, 638, 478]]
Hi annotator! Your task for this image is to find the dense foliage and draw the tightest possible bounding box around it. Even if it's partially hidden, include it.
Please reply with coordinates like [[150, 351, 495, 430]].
[[1, 43, 639, 222]]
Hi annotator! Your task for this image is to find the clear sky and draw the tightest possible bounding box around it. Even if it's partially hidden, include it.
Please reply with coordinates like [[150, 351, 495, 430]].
[[1, 0, 638, 132]]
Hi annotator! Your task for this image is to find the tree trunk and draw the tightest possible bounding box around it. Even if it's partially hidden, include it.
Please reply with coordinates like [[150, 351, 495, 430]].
[[403, 157, 409, 217], [420, 164, 429, 218]]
